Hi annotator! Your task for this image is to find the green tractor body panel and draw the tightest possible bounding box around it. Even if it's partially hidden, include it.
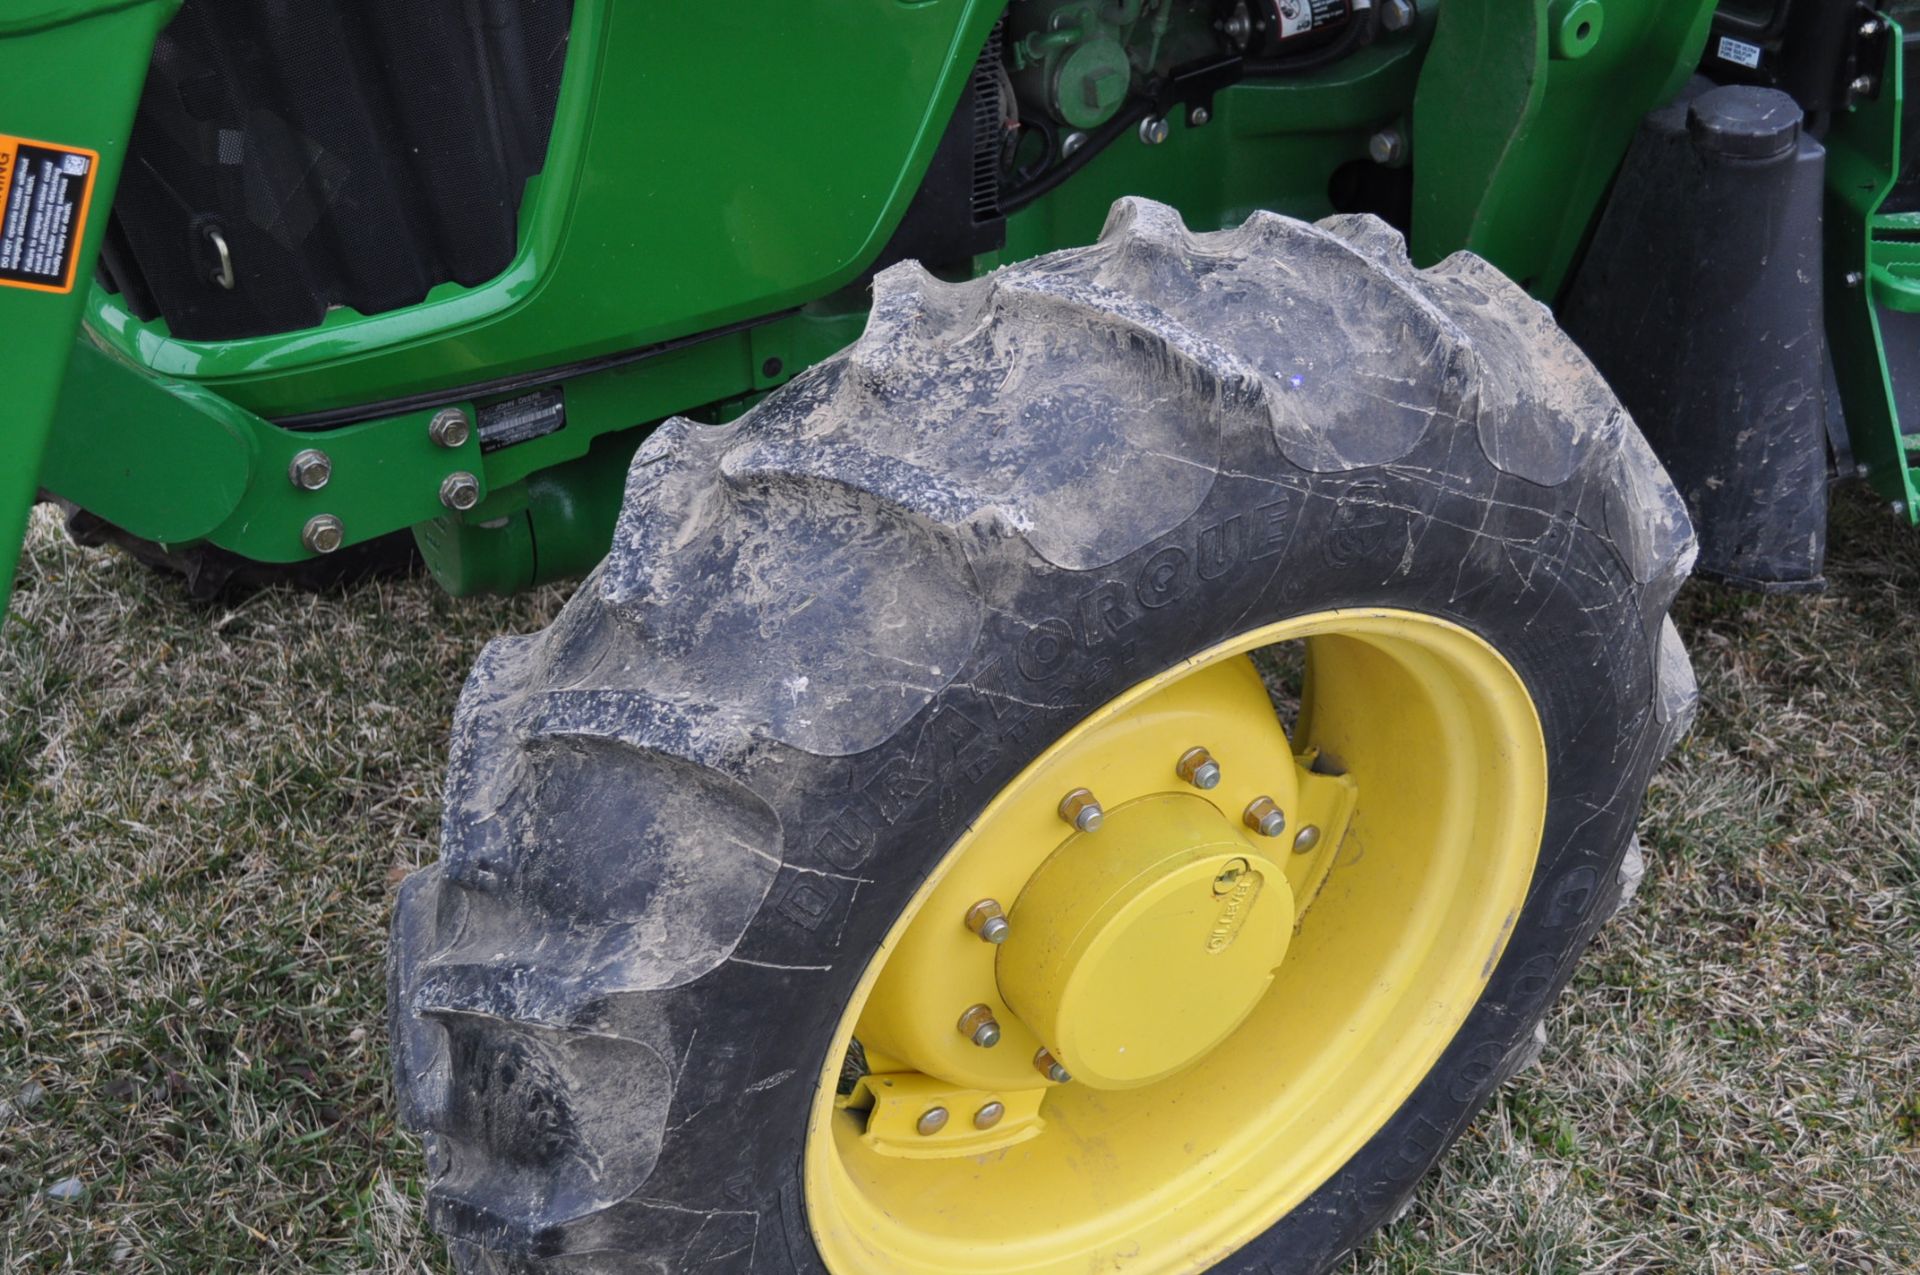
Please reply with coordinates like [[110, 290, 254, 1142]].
[[10, 0, 1888, 610]]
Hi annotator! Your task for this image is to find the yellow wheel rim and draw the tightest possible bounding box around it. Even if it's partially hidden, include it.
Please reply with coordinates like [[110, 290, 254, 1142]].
[[805, 608, 1548, 1274]]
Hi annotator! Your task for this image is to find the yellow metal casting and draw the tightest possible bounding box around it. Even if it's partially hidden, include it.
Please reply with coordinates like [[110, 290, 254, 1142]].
[[806, 609, 1548, 1275], [996, 793, 1294, 1090]]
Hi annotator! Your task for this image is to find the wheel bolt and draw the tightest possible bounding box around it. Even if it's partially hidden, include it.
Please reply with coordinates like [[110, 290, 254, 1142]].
[[287, 449, 332, 491], [1244, 796, 1286, 838], [973, 1101, 1006, 1130], [916, 1106, 949, 1136], [965, 899, 1010, 944], [428, 407, 472, 449], [302, 514, 344, 555], [1293, 823, 1322, 854], [1034, 1047, 1071, 1084], [958, 1004, 1001, 1049], [1176, 746, 1222, 790], [1058, 788, 1104, 832]]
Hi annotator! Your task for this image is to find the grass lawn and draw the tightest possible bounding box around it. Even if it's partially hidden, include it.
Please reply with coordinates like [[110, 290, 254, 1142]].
[[3, 488, 1917, 1273]]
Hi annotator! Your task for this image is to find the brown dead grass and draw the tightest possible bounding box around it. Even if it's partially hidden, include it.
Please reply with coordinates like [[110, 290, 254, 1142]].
[[3, 486, 1917, 1273]]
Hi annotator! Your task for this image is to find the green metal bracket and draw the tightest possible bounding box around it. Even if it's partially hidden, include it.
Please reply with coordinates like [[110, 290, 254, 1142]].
[[0, 0, 178, 620], [1408, 0, 1715, 298], [1828, 19, 1920, 522]]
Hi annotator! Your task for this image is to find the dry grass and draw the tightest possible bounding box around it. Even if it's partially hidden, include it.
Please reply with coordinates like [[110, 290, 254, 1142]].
[[3, 488, 1918, 1273]]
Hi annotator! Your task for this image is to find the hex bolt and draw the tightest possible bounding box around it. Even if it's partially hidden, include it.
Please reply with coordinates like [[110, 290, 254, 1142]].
[[958, 1004, 1002, 1049], [1380, 0, 1417, 32], [974, 1101, 1006, 1130], [1061, 130, 1089, 158], [302, 514, 345, 555], [916, 1106, 950, 1137], [1176, 746, 1222, 790], [1058, 787, 1104, 832], [428, 407, 471, 449], [1368, 127, 1408, 168], [1188, 105, 1211, 128], [1292, 823, 1322, 855], [1243, 796, 1287, 838], [1034, 1047, 1072, 1084], [287, 449, 333, 491], [439, 471, 481, 512], [965, 899, 1011, 944], [1139, 115, 1171, 145]]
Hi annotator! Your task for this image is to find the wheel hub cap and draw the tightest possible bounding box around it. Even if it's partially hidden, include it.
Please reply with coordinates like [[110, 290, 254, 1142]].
[[998, 794, 1294, 1090]]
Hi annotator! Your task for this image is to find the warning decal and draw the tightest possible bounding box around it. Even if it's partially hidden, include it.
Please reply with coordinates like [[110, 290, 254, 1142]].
[[0, 134, 99, 295]]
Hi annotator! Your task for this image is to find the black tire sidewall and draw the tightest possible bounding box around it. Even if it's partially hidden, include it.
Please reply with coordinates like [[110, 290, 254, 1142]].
[[650, 425, 1661, 1274]]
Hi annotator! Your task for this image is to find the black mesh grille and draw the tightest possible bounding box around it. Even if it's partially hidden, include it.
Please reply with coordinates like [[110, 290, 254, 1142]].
[[102, 0, 574, 342]]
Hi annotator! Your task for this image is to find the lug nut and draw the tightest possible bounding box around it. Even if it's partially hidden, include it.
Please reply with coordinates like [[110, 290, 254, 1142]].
[[287, 449, 332, 491], [916, 1106, 949, 1136], [1139, 115, 1170, 145], [1380, 0, 1417, 32], [1244, 796, 1286, 838], [1176, 746, 1222, 790], [439, 471, 481, 512], [1292, 823, 1322, 854], [1058, 788, 1104, 832], [1368, 127, 1408, 167], [302, 514, 344, 555], [974, 1101, 1006, 1130], [965, 899, 1010, 944], [1034, 1047, 1072, 1084], [958, 1004, 1001, 1049], [428, 407, 471, 449]]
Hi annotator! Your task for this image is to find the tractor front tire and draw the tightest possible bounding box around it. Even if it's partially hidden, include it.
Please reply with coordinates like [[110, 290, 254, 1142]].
[[390, 199, 1696, 1274]]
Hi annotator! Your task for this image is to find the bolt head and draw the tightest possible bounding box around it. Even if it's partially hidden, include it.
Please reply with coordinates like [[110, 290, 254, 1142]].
[[428, 407, 472, 449], [1059, 787, 1104, 832], [1852, 75, 1877, 97], [287, 449, 332, 491], [1139, 115, 1170, 145], [1894, 500, 1910, 519], [1368, 129, 1408, 167], [440, 471, 481, 512], [1188, 105, 1211, 128], [1846, 270, 1866, 288], [1862, 17, 1884, 38], [1244, 796, 1286, 838], [1061, 131, 1089, 158], [1035, 1048, 1072, 1084], [302, 514, 345, 555], [916, 1106, 949, 1136], [966, 899, 1011, 944], [973, 1101, 1006, 1130], [958, 1004, 1001, 1048], [1293, 823, 1322, 854], [1177, 746, 1222, 790], [1855, 462, 1873, 480], [1381, 0, 1417, 32]]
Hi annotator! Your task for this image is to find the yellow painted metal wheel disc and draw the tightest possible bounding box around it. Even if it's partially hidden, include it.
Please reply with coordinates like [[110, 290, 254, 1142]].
[[805, 609, 1548, 1274]]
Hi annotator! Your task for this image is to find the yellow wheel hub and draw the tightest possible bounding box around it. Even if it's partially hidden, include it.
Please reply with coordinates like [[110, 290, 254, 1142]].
[[807, 609, 1548, 1275], [997, 794, 1294, 1090]]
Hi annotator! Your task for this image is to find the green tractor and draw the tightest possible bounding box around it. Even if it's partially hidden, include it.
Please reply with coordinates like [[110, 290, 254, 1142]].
[[2, 0, 1910, 1269]]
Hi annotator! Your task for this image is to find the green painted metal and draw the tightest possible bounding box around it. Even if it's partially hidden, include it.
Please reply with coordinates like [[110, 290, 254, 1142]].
[[1825, 18, 1920, 523], [15, 0, 1739, 604], [0, 0, 178, 620], [1409, 0, 1715, 298]]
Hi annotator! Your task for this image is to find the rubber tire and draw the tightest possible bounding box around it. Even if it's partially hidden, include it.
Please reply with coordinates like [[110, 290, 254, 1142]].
[[390, 199, 1697, 1274]]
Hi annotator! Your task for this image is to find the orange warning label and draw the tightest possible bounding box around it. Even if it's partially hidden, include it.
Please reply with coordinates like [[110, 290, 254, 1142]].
[[0, 134, 99, 295]]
